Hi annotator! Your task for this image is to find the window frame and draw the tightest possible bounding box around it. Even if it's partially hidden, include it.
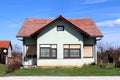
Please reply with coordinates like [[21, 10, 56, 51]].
[[57, 25, 64, 31], [63, 44, 81, 58], [40, 44, 57, 59]]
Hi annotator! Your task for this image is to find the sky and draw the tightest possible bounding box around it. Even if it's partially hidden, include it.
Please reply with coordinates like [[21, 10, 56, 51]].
[[0, 0, 120, 47]]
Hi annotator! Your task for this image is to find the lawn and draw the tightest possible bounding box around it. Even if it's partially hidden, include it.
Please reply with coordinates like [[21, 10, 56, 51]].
[[0, 63, 120, 76]]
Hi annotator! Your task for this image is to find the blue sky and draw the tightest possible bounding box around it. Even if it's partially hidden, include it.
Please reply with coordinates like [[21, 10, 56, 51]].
[[0, 0, 120, 47]]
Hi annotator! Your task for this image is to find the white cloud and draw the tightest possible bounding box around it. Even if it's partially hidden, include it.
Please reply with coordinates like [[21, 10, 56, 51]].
[[115, 19, 120, 24], [83, 0, 108, 4], [9, 23, 20, 28], [2, 20, 21, 28], [96, 18, 120, 27]]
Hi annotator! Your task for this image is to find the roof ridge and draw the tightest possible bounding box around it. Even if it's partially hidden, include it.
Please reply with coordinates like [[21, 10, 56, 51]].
[[25, 17, 92, 19], [66, 18, 92, 19], [26, 17, 55, 19]]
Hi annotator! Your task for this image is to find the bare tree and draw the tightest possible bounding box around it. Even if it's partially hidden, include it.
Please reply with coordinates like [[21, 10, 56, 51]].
[[12, 44, 22, 54], [97, 41, 111, 67], [97, 41, 120, 67]]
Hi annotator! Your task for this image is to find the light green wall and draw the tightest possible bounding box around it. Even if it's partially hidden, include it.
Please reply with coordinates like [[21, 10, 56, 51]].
[[37, 19, 83, 60], [23, 19, 97, 66]]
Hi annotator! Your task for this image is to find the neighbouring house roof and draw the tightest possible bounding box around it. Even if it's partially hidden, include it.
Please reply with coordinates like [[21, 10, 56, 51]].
[[17, 15, 103, 37], [0, 40, 11, 49]]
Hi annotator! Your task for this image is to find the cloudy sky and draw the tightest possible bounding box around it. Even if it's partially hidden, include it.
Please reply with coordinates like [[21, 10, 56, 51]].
[[0, 0, 120, 47]]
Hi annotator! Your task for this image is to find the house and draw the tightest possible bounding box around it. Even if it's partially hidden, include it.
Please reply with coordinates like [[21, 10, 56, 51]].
[[0, 40, 12, 64], [17, 15, 103, 67]]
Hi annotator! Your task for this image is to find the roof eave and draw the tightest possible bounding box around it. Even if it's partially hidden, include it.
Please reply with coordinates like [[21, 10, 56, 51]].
[[89, 35, 103, 38], [16, 35, 31, 38]]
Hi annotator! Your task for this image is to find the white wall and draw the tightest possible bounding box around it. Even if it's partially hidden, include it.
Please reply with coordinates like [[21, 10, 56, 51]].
[[7, 45, 12, 57], [37, 58, 94, 67]]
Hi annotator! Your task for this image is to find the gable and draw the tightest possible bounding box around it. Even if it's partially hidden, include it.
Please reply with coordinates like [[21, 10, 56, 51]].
[[67, 18, 103, 37], [37, 18, 83, 44], [17, 15, 103, 37]]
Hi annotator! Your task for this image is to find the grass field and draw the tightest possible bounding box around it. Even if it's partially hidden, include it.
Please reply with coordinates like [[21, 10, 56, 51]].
[[0, 63, 120, 76]]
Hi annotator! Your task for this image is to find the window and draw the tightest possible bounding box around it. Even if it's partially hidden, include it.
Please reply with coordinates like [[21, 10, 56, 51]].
[[57, 25, 64, 31], [83, 45, 93, 58], [64, 44, 81, 58], [40, 44, 57, 59]]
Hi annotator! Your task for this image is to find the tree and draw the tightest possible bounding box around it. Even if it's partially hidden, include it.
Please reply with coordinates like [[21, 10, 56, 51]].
[[97, 41, 111, 67], [97, 41, 120, 67], [12, 44, 22, 54]]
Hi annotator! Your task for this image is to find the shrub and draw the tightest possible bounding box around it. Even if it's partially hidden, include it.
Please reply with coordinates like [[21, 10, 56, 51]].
[[90, 62, 96, 65], [115, 60, 120, 68], [97, 41, 120, 67], [5, 61, 21, 73]]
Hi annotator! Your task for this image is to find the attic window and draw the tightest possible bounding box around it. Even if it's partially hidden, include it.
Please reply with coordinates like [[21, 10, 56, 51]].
[[57, 25, 64, 31]]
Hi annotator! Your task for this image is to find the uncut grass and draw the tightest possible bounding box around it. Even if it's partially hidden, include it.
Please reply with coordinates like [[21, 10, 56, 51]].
[[1, 63, 120, 76]]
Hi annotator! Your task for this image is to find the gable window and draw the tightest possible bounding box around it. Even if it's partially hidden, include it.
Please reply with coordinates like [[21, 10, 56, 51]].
[[40, 44, 57, 59], [57, 25, 64, 31], [64, 44, 81, 58]]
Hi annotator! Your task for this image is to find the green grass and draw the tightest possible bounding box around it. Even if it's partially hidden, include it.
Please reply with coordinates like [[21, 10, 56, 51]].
[[0, 64, 8, 76], [0, 63, 120, 76]]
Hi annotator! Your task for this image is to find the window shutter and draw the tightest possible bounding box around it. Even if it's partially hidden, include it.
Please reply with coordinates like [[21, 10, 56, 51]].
[[83, 46, 93, 58]]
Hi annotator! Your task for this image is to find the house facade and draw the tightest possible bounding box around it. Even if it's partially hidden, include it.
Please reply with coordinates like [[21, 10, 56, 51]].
[[0, 40, 12, 64], [17, 15, 103, 67]]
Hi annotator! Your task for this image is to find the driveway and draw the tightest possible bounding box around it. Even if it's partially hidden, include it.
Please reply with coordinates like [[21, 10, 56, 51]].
[[0, 76, 120, 80]]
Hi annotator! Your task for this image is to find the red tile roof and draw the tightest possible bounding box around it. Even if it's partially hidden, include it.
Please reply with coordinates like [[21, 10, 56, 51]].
[[17, 15, 103, 37], [0, 40, 11, 48]]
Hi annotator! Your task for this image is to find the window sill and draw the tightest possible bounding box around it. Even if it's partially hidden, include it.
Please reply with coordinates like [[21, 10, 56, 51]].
[[83, 57, 93, 58]]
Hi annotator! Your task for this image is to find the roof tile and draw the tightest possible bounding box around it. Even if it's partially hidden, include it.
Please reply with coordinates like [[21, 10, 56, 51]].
[[17, 16, 103, 37], [0, 40, 11, 48]]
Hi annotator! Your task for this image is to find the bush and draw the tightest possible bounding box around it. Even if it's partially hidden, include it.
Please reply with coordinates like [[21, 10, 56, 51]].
[[97, 41, 120, 66], [90, 62, 96, 65], [5, 61, 21, 73], [115, 60, 120, 68]]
